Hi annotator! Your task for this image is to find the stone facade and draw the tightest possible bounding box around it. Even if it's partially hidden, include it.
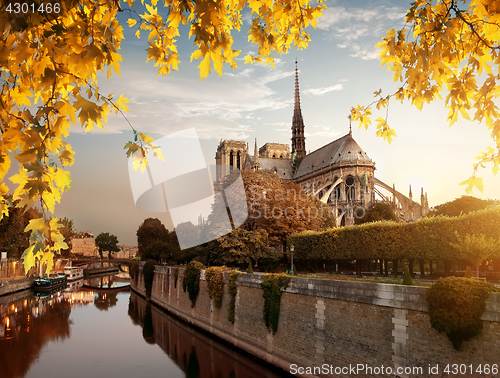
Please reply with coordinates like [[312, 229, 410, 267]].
[[132, 266, 500, 378], [215, 62, 429, 225], [116, 245, 138, 259], [71, 232, 96, 257]]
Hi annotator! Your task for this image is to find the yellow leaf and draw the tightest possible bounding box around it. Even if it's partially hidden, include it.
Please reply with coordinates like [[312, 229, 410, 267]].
[[127, 18, 137, 27], [41, 251, 55, 274], [459, 176, 484, 194], [198, 54, 211, 81], [115, 95, 130, 113], [25, 217, 49, 236], [21, 244, 36, 274]]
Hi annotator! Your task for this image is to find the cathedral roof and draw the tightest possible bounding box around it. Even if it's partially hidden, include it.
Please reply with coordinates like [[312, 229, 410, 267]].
[[259, 158, 293, 180], [293, 133, 374, 179]]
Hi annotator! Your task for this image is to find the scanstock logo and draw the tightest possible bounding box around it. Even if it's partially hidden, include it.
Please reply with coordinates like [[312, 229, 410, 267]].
[[128, 128, 248, 250]]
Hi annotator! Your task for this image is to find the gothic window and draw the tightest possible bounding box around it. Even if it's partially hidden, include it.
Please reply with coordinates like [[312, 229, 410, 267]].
[[330, 178, 340, 201], [272, 154, 276, 158], [280, 155, 284, 159], [229, 151, 234, 167], [345, 176, 355, 201], [237, 151, 241, 168]]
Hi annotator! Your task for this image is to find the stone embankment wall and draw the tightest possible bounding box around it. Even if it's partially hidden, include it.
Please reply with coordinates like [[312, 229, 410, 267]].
[[0, 278, 33, 297], [131, 266, 500, 378]]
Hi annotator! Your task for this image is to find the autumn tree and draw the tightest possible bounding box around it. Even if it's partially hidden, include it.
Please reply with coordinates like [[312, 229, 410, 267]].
[[351, 0, 500, 193], [236, 170, 335, 246], [95, 232, 120, 259], [427, 196, 499, 217], [207, 228, 278, 267], [0, 0, 325, 274]]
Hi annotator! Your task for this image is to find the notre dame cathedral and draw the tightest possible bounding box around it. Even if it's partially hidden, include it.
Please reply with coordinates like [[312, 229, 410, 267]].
[[215, 63, 429, 226]]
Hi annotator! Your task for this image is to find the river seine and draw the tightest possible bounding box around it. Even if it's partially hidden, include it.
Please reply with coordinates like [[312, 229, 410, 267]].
[[0, 275, 290, 378]]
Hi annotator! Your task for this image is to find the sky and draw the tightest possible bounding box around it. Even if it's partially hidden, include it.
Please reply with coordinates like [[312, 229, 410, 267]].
[[52, 0, 500, 245]]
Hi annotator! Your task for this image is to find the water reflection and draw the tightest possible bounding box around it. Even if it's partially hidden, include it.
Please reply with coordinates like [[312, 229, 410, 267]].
[[0, 291, 72, 378], [0, 280, 288, 378], [128, 292, 290, 378], [94, 292, 118, 311]]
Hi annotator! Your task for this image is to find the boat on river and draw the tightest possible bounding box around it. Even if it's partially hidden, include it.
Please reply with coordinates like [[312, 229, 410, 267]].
[[64, 260, 84, 281], [34, 273, 67, 292]]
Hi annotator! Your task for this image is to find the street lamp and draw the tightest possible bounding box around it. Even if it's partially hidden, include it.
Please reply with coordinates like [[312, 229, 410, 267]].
[[0, 252, 5, 285], [290, 245, 294, 276]]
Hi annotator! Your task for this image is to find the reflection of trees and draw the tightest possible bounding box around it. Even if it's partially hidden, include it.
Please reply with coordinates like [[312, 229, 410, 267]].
[[184, 346, 200, 378], [128, 296, 140, 326], [0, 298, 72, 378], [93, 292, 118, 311], [126, 292, 282, 378], [142, 304, 155, 344]]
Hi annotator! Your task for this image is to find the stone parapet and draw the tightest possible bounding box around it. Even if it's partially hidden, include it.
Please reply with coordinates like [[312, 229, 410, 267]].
[[131, 267, 500, 378]]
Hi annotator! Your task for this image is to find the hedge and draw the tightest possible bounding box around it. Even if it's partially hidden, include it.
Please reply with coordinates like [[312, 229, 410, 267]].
[[288, 206, 500, 261]]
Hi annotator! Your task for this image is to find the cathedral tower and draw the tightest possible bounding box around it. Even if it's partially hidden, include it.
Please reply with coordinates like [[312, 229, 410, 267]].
[[291, 61, 306, 159]]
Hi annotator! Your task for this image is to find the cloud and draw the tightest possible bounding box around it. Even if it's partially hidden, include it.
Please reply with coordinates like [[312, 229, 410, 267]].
[[304, 84, 343, 96], [317, 4, 407, 61], [79, 65, 294, 139], [318, 6, 405, 30], [305, 125, 343, 139]]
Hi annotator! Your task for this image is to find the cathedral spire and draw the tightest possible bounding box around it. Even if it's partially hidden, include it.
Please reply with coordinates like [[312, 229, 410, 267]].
[[291, 60, 306, 159], [254, 138, 259, 168]]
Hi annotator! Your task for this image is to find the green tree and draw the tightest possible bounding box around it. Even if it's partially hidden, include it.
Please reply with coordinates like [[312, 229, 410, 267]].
[[142, 240, 174, 262], [354, 202, 398, 225], [450, 233, 500, 278], [95, 232, 120, 259], [136, 218, 169, 257], [0, 0, 325, 274], [58, 217, 75, 258], [427, 196, 499, 217], [0, 196, 42, 258], [351, 0, 500, 193]]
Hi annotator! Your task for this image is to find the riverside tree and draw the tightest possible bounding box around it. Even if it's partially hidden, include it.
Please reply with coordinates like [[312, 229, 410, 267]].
[[95, 232, 120, 259], [351, 0, 500, 193], [0, 0, 326, 273]]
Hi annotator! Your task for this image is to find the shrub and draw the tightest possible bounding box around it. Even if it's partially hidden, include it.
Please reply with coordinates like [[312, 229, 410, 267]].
[[227, 270, 242, 324], [288, 205, 500, 262], [183, 261, 205, 308], [402, 267, 412, 285], [426, 276, 500, 350], [205, 266, 227, 308], [247, 261, 253, 274], [261, 273, 291, 334], [143, 260, 157, 299]]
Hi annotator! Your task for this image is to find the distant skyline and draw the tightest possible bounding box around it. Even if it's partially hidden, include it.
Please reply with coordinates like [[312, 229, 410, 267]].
[[52, 0, 500, 245]]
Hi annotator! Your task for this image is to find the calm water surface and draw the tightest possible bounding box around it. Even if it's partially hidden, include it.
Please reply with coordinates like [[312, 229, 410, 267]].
[[0, 276, 289, 378]]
